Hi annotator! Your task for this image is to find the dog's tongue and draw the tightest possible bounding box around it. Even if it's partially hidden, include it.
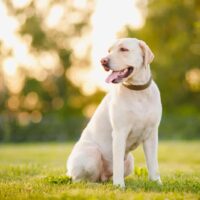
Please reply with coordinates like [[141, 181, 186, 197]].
[[105, 69, 128, 83], [105, 71, 121, 83]]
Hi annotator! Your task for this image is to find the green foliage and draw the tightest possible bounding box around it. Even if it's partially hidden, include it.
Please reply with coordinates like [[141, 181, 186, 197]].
[[0, 0, 199, 141], [126, 0, 200, 112], [0, 141, 200, 199], [21, 15, 48, 49], [134, 166, 148, 177], [0, 115, 87, 142], [0, 1, 97, 142], [58, 49, 72, 68], [160, 114, 200, 139], [44, 175, 72, 185], [124, 0, 200, 140]]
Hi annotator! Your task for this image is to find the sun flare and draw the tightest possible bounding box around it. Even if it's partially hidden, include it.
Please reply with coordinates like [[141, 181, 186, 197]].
[[0, 0, 144, 96], [90, 0, 144, 92]]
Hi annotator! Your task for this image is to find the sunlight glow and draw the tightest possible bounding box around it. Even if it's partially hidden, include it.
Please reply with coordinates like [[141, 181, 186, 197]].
[[185, 68, 200, 92], [0, 0, 145, 95], [83, 103, 97, 118], [0, 2, 19, 49], [72, 0, 88, 9], [35, 0, 49, 13], [0, 1, 61, 94], [30, 110, 42, 123], [3, 58, 18, 76], [18, 112, 30, 126], [88, 0, 144, 92], [7, 96, 20, 111], [45, 4, 64, 28], [11, 0, 31, 9], [24, 92, 39, 110]]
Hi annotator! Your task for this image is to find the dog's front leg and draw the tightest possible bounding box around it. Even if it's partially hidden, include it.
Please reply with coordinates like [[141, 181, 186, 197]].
[[143, 128, 162, 184], [112, 130, 126, 188]]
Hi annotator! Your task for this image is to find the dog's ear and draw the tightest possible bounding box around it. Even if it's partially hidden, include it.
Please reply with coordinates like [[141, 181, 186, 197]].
[[139, 40, 154, 67]]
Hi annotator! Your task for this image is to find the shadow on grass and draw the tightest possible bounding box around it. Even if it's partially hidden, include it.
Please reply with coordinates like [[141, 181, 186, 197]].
[[43, 174, 200, 194], [44, 175, 72, 185], [126, 175, 200, 194]]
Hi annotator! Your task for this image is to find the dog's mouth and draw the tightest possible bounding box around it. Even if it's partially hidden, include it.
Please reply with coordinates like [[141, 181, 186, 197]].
[[104, 66, 134, 84]]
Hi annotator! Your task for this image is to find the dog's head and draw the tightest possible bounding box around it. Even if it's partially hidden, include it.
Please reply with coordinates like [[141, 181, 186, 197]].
[[100, 38, 154, 84]]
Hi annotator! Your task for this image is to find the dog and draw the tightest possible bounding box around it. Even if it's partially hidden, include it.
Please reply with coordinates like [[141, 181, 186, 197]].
[[67, 38, 162, 188]]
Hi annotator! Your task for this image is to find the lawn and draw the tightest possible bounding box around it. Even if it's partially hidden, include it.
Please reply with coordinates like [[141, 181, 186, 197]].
[[0, 141, 199, 200]]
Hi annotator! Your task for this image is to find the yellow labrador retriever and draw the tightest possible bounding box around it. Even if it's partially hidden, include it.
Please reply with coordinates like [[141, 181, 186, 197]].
[[67, 38, 162, 188]]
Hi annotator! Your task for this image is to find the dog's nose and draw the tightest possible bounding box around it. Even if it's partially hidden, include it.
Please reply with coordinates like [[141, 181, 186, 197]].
[[100, 58, 109, 67]]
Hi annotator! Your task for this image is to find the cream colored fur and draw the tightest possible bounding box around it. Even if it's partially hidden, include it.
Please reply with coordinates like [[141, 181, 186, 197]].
[[67, 38, 162, 188]]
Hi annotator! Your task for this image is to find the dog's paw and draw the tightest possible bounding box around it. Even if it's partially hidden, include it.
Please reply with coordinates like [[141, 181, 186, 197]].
[[113, 181, 125, 189], [156, 178, 162, 185], [150, 177, 162, 185]]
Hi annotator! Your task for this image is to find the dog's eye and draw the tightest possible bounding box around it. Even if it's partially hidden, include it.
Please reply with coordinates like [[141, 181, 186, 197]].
[[120, 47, 129, 52]]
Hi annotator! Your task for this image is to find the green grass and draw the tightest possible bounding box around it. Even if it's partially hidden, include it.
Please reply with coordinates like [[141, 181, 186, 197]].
[[0, 141, 200, 200]]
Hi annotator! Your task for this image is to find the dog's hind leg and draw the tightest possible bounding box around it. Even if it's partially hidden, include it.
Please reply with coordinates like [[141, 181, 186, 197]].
[[67, 146, 102, 182]]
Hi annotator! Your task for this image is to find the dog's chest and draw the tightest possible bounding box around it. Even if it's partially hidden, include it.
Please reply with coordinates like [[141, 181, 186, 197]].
[[126, 106, 156, 148], [110, 83, 162, 152], [125, 119, 155, 152], [121, 91, 161, 152]]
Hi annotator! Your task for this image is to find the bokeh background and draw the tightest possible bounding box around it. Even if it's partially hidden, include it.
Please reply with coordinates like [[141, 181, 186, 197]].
[[0, 0, 199, 142]]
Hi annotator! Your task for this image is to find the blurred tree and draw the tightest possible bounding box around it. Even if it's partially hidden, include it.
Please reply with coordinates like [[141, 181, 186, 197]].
[[0, 0, 199, 141], [125, 0, 200, 138], [126, 0, 200, 112], [0, 0, 101, 141]]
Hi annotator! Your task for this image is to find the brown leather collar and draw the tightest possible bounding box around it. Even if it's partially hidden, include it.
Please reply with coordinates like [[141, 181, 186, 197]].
[[122, 76, 152, 91]]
